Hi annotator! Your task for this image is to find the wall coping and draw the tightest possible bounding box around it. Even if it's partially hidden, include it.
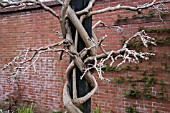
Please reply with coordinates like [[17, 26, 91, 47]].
[[0, 1, 61, 14], [0, 0, 104, 14]]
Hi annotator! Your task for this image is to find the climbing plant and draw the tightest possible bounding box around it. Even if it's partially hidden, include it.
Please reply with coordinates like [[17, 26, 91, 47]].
[[1, 0, 170, 113]]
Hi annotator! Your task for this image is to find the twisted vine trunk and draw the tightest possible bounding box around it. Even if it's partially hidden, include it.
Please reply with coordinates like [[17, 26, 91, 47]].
[[63, 1, 98, 112], [69, 0, 93, 112], [1, 0, 169, 113]]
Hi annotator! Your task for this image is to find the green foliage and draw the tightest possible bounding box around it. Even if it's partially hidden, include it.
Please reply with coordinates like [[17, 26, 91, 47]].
[[132, 14, 137, 19], [104, 64, 115, 71], [156, 36, 170, 45], [17, 108, 34, 113], [115, 16, 129, 24], [148, 11, 155, 17], [104, 64, 138, 72], [113, 25, 170, 101], [138, 27, 170, 33], [121, 32, 169, 50], [124, 17, 129, 21], [120, 37, 154, 49], [159, 79, 166, 86], [158, 79, 167, 98], [17, 107, 33, 113], [128, 41, 143, 48], [93, 105, 101, 113], [17, 103, 34, 113], [140, 15, 146, 19], [147, 54, 155, 59], [115, 18, 121, 23], [104, 65, 123, 72], [158, 90, 166, 98], [125, 105, 139, 113], [115, 68, 124, 72], [124, 88, 141, 98], [153, 110, 159, 113], [93, 105, 114, 113], [79, 104, 83, 111], [142, 76, 157, 84], [124, 65, 132, 70], [134, 65, 139, 70], [161, 62, 170, 71], [120, 38, 126, 45], [160, 12, 166, 18], [142, 70, 147, 76], [114, 77, 125, 83], [112, 68, 169, 100], [130, 82, 136, 87], [142, 87, 153, 99], [131, 12, 155, 20], [115, 11, 168, 25], [149, 70, 156, 77]]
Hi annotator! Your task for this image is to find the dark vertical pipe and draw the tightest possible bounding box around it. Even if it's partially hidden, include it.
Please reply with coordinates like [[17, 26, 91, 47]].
[[69, 0, 92, 113]]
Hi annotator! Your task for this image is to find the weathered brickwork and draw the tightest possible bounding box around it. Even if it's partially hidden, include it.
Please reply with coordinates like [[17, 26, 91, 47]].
[[0, 0, 170, 112]]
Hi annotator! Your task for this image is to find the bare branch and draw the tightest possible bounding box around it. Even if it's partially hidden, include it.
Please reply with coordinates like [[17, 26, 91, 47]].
[[2, 0, 169, 112], [92, 20, 105, 29], [87, 0, 170, 17], [76, 0, 95, 15], [2, 40, 70, 76], [0, 0, 59, 18], [60, 0, 71, 38], [83, 30, 156, 81], [72, 68, 77, 99]]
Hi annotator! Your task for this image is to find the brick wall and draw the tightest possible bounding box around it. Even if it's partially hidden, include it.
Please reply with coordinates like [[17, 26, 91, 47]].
[[0, 0, 170, 112]]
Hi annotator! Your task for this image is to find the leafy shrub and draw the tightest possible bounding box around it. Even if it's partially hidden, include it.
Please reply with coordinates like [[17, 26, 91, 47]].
[[17, 103, 34, 113]]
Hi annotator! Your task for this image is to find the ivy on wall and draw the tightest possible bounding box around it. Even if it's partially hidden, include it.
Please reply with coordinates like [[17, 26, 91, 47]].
[[103, 25, 170, 112], [115, 10, 168, 25]]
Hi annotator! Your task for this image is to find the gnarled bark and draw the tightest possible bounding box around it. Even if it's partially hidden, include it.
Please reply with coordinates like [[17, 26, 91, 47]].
[[1, 0, 170, 112]]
